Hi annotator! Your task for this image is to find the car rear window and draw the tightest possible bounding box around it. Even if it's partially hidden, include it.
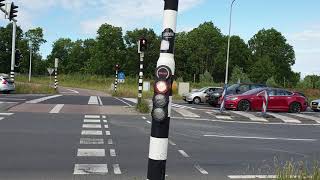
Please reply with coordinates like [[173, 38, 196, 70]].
[[276, 89, 293, 96]]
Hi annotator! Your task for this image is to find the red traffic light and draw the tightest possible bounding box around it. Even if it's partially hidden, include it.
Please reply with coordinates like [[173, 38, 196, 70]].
[[155, 81, 169, 94], [139, 38, 147, 52]]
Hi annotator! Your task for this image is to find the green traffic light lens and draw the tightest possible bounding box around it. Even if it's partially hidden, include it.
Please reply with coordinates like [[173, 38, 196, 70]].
[[152, 108, 166, 122], [154, 94, 167, 108]]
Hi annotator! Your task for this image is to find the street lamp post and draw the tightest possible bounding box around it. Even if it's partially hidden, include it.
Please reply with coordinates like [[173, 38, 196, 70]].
[[225, 0, 236, 85], [28, 41, 32, 82]]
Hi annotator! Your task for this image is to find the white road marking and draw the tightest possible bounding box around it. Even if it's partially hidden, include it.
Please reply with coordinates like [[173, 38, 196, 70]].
[[146, 121, 151, 124], [142, 116, 147, 120], [178, 150, 190, 158], [66, 89, 79, 94], [168, 140, 176, 146], [81, 130, 103, 136], [82, 124, 102, 129], [73, 164, 108, 175], [114, 97, 133, 107], [77, 149, 105, 157], [103, 120, 108, 123], [172, 116, 320, 126], [85, 115, 100, 119], [216, 115, 232, 120], [104, 124, 109, 129], [0, 117, 4, 121], [113, 164, 122, 175], [49, 104, 64, 114], [0, 113, 14, 116], [105, 131, 111, 135], [80, 138, 104, 144], [98, 96, 103, 106], [231, 111, 268, 122], [291, 114, 320, 123], [26, 95, 62, 104], [173, 108, 200, 118], [268, 113, 301, 123], [194, 164, 208, 175], [84, 119, 100, 123], [88, 96, 99, 105], [102, 115, 107, 119], [204, 134, 317, 142], [108, 139, 113, 145], [171, 103, 196, 110], [110, 149, 116, 157], [228, 175, 276, 179]]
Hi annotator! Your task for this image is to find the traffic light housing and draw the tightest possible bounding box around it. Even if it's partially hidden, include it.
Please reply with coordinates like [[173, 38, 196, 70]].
[[151, 65, 172, 122], [9, 2, 18, 21], [15, 49, 22, 67], [115, 64, 120, 70], [0, 0, 5, 8], [138, 38, 147, 53]]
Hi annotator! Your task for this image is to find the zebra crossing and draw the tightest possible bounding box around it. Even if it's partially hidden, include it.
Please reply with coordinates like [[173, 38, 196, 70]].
[[171, 103, 320, 125], [0, 112, 14, 121], [73, 114, 122, 175]]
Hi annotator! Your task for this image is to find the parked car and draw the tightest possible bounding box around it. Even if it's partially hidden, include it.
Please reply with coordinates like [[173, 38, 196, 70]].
[[207, 83, 267, 106], [224, 87, 308, 113], [182, 87, 222, 104], [0, 74, 15, 94], [311, 99, 320, 112]]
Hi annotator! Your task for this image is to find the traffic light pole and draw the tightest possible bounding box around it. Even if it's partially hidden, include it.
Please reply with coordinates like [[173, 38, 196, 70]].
[[114, 70, 118, 92], [54, 58, 59, 90], [147, 0, 179, 180], [10, 21, 16, 82], [138, 52, 144, 104]]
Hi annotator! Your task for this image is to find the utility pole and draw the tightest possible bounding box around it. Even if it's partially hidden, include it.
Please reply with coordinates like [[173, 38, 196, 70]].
[[54, 58, 59, 90], [28, 41, 32, 82], [147, 0, 179, 180], [138, 38, 147, 104]]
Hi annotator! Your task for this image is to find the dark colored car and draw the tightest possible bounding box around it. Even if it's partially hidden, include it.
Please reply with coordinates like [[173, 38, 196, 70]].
[[224, 88, 308, 113], [207, 83, 267, 106]]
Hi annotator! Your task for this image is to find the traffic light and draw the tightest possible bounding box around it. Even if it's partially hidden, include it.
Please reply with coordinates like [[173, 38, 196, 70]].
[[151, 65, 172, 122], [115, 64, 120, 70], [9, 2, 18, 21], [15, 49, 22, 67], [138, 38, 147, 53], [0, 0, 5, 8]]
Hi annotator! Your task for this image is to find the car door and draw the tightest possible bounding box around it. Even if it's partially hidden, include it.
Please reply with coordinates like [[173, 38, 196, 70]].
[[266, 89, 278, 110], [276, 89, 293, 110]]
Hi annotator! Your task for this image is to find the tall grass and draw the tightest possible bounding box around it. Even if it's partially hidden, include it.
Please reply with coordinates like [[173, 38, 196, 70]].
[[15, 83, 56, 94], [276, 161, 320, 180]]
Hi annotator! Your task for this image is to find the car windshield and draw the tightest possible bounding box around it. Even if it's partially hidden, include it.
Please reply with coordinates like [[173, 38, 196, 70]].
[[226, 84, 239, 91], [196, 87, 208, 92], [242, 88, 265, 95]]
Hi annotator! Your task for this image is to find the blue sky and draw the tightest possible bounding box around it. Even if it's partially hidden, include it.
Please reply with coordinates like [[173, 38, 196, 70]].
[[1, 0, 319, 77]]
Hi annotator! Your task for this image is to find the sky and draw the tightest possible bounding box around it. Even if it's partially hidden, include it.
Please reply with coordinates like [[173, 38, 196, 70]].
[[0, 0, 319, 77]]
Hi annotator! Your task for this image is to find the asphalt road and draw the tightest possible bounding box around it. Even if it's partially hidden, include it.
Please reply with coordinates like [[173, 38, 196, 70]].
[[0, 91, 320, 179]]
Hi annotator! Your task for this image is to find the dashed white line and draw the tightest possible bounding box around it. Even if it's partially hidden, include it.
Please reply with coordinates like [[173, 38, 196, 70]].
[[104, 124, 109, 129], [105, 131, 111, 135], [82, 124, 102, 129], [110, 149, 116, 157], [216, 115, 232, 120], [142, 116, 147, 120], [146, 121, 151, 124], [66, 89, 79, 94], [114, 97, 133, 107], [228, 175, 276, 179], [98, 96, 103, 106], [0, 113, 14, 116], [113, 164, 122, 175], [178, 150, 190, 158], [84, 119, 101, 123], [49, 104, 64, 114], [173, 108, 200, 118], [102, 115, 107, 119], [108, 139, 113, 145], [73, 164, 108, 175], [268, 113, 301, 124], [81, 130, 103, 136], [231, 111, 268, 122], [88, 96, 99, 105], [85, 115, 100, 119], [194, 164, 208, 175], [168, 140, 176, 146], [103, 120, 108, 123], [204, 134, 317, 142], [291, 114, 320, 124], [80, 138, 104, 144], [77, 149, 105, 157], [26, 95, 62, 104]]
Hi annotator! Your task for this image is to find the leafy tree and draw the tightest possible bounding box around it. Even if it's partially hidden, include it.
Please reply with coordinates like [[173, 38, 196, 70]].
[[230, 65, 251, 83], [266, 76, 278, 87], [249, 56, 275, 83], [200, 71, 213, 83]]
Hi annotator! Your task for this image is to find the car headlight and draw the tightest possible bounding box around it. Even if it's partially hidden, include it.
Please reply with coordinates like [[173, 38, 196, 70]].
[[227, 97, 238, 101], [213, 93, 220, 96]]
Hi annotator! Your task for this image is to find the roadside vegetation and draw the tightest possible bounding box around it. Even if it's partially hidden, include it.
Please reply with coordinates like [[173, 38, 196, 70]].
[[14, 82, 56, 94], [136, 99, 150, 113], [276, 161, 320, 180]]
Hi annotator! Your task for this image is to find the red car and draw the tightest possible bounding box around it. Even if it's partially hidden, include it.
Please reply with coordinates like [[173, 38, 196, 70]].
[[224, 88, 308, 113]]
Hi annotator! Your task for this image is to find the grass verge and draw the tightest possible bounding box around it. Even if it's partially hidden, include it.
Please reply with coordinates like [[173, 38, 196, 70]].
[[136, 99, 150, 113], [14, 83, 56, 94], [276, 161, 320, 180]]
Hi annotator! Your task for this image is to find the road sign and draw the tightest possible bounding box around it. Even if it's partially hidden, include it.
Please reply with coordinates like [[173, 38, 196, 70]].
[[47, 68, 54, 75], [118, 71, 125, 83]]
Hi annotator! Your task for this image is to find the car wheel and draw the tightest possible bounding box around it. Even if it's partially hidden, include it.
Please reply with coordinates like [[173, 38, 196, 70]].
[[289, 102, 301, 113], [193, 97, 201, 104], [237, 100, 251, 111]]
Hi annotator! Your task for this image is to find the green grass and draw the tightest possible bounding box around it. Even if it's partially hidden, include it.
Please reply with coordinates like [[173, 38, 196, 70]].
[[276, 161, 320, 180], [136, 99, 150, 113], [14, 82, 57, 94]]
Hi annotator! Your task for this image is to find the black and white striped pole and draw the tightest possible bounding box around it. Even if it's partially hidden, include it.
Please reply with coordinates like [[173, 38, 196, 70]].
[[138, 38, 147, 104], [10, 21, 16, 82], [114, 64, 119, 92], [54, 58, 59, 90], [147, 0, 178, 180]]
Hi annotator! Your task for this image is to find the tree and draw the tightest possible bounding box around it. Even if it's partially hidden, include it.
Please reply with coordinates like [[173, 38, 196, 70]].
[[249, 56, 275, 83], [200, 71, 213, 83], [248, 28, 296, 84], [25, 27, 46, 52], [230, 65, 251, 83], [266, 76, 278, 87]]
